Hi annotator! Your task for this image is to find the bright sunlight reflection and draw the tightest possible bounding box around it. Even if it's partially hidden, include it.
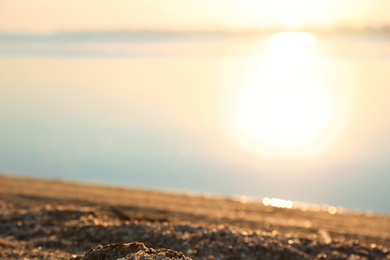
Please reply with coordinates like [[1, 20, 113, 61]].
[[232, 32, 335, 157], [262, 197, 293, 209], [265, 32, 317, 68], [237, 72, 333, 149]]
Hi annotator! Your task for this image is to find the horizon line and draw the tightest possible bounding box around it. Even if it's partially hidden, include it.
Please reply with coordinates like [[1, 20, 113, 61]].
[[1, 24, 390, 36]]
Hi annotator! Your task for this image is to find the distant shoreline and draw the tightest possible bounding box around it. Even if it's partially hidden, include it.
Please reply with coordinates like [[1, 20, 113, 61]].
[[1, 27, 390, 38], [0, 173, 379, 216]]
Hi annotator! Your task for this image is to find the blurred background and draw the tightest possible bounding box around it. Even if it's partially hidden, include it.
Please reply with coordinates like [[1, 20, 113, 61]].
[[1, 0, 390, 213]]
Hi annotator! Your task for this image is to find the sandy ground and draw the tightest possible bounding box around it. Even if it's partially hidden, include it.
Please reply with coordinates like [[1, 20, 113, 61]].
[[0, 174, 389, 259]]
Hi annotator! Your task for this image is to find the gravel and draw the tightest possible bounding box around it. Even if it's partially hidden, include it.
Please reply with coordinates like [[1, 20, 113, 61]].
[[0, 175, 389, 259], [73, 242, 191, 260]]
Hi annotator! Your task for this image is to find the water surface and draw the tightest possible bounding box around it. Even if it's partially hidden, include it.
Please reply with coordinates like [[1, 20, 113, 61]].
[[1, 32, 390, 213]]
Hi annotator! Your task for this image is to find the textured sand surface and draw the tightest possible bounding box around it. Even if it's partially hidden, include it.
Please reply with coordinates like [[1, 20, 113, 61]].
[[0, 174, 389, 259]]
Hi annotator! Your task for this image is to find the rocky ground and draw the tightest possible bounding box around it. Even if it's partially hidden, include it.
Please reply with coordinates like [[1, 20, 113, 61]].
[[0, 174, 389, 259]]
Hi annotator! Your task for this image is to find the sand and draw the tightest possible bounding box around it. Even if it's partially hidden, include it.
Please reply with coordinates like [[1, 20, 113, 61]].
[[0, 174, 389, 259]]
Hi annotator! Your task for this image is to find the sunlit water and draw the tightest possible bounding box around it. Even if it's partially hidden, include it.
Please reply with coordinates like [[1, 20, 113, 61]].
[[1, 32, 390, 213]]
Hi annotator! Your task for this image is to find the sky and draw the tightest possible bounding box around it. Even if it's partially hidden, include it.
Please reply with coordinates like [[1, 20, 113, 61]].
[[1, 0, 390, 33]]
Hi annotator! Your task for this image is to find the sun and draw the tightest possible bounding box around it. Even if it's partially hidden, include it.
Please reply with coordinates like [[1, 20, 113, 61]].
[[259, 0, 339, 29]]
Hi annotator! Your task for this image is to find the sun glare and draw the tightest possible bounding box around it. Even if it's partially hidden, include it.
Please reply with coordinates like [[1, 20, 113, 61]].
[[265, 32, 316, 68], [237, 72, 333, 149], [229, 32, 337, 158]]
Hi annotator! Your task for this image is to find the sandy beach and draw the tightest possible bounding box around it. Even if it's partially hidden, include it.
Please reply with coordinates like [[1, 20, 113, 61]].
[[0, 174, 389, 259]]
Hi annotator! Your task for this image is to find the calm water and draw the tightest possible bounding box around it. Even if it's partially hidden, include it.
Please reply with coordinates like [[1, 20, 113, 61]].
[[1, 32, 390, 213]]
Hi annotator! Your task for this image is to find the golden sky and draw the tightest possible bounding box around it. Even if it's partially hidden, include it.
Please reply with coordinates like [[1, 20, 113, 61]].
[[0, 0, 390, 32]]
